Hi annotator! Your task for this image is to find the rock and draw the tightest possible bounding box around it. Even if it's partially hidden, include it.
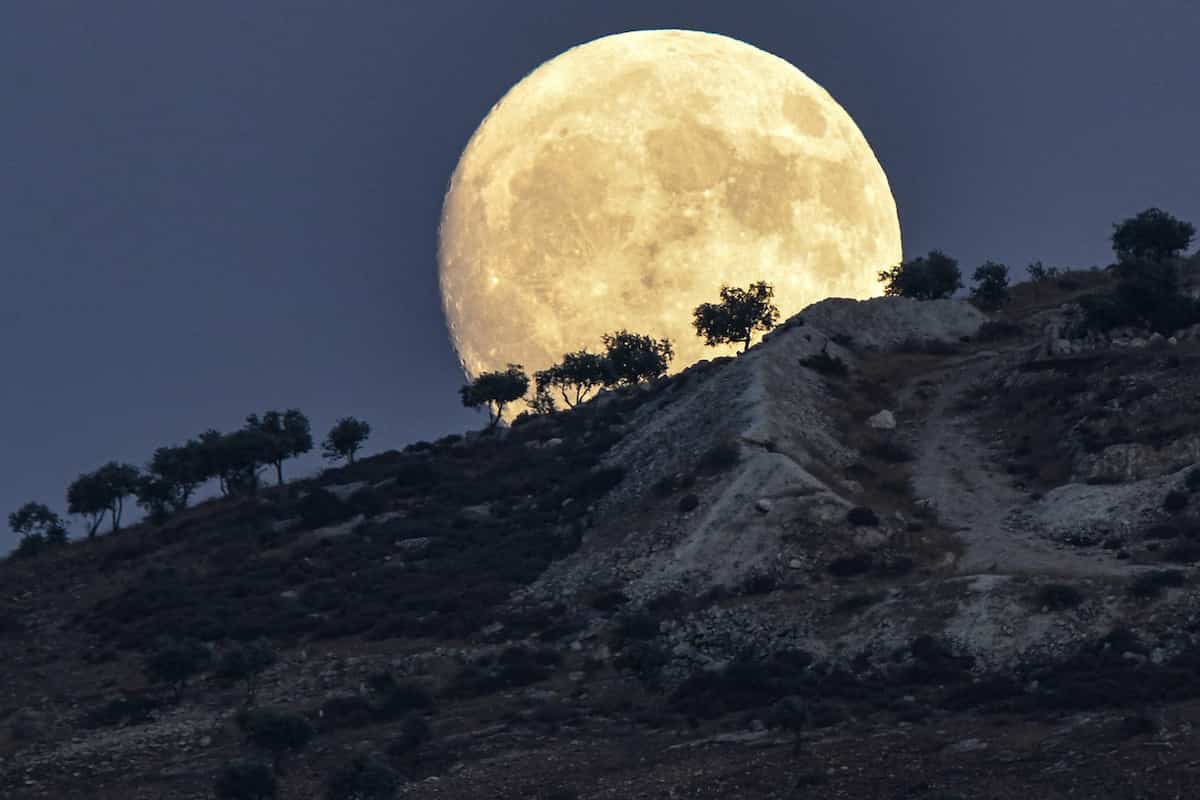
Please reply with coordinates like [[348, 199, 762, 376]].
[[311, 515, 364, 540], [788, 559, 804, 569], [543, 438, 564, 448], [1051, 338, 1073, 356], [396, 536, 436, 554], [867, 410, 896, 430], [324, 481, 369, 501], [1169, 336, 1179, 345], [947, 737, 988, 754], [754, 499, 773, 514], [1131, 337, 1148, 348], [1149, 332, 1166, 347], [459, 503, 492, 522], [270, 517, 300, 534], [279, 590, 299, 601]]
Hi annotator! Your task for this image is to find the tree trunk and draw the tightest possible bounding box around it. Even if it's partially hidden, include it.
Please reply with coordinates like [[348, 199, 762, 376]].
[[275, 461, 284, 487]]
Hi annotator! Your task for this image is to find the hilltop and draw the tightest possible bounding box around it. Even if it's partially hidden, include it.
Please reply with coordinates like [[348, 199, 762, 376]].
[[6, 266, 1200, 798]]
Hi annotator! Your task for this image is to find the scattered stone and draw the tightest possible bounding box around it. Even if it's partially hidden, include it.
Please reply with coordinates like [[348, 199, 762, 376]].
[[867, 410, 896, 430], [395, 536, 436, 554], [754, 499, 773, 514]]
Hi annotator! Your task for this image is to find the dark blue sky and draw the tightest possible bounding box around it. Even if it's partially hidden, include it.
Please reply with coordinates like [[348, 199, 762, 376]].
[[2, 1, 1198, 549]]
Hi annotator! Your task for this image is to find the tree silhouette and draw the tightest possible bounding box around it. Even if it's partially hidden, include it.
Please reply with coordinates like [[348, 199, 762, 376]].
[[8, 501, 68, 556], [600, 330, 673, 386], [459, 365, 530, 427], [1111, 208, 1195, 263], [878, 251, 962, 300], [322, 417, 372, 464], [692, 281, 780, 352], [970, 261, 1010, 311], [244, 410, 313, 486], [535, 351, 606, 408]]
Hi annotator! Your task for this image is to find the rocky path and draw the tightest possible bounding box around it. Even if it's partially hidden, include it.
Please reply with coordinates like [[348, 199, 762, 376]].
[[906, 349, 1130, 578]]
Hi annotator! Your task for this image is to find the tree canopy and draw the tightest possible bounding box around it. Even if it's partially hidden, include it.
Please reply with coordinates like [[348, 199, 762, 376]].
[[878, 251, 963, 300], [322, 417, 372, 464], [969, 261, 1010, 311], [459, 365, 530, 427], [692, 281, 780, 352], [1111, 207, 1196, 263], [534, 351, 606, 409], [244, 410, 313, 486], [600, 330, 673, 386], [67, 462, 140, 536]]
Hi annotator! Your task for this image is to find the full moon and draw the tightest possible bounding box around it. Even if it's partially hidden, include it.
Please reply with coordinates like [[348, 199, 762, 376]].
[[439, 29, 901, 398]]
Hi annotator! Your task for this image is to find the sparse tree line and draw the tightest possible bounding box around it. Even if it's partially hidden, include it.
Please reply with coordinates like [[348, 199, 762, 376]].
[[8, 411, 372, 557], [460, 281, 781, 425]]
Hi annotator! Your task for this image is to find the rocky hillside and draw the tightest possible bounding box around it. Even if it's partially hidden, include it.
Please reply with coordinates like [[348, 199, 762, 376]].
[[6, 270, 1200, 799]]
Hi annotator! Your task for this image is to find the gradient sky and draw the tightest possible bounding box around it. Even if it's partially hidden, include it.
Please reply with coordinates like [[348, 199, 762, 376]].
[[2, 1, 1198, 550]]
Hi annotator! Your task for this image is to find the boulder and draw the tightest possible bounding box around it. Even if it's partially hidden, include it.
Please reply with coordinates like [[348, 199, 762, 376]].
[[867, 410, 896, 430], [754, 499, 773, 514]]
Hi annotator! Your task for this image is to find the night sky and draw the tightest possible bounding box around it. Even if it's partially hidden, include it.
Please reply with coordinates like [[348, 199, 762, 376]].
[[2, 1, 1198, 550]]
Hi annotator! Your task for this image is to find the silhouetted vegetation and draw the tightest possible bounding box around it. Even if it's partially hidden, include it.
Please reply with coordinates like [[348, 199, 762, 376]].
[[692, 281, 779, 352], [600, 330, 673, 386], [237, 707, 314, 774], [326, 753, 401, 800], [68, 462, 141, 536], [215, 641, 277, 706], [460, 364, 530, 427], [244, 409, 313, 486], [144, 638, 210, 703], [535, 351, 606, 408], [1035, 583, 1085, 611], [799, 346, 848, 376], [970, 260, 1010, 311], [215, 761, 277, 800], [7, 501, 68, 557], [322, 416, 372, 464], [1111, 207, 1195, 262], [878, 250, 962, 300]]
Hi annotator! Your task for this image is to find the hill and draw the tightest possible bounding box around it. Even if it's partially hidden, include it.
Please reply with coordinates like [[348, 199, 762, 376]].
[[6, 269, 1200, 799]]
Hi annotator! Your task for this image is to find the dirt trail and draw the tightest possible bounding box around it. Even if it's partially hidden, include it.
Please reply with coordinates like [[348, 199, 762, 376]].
[[907, 350, 1130, 578]]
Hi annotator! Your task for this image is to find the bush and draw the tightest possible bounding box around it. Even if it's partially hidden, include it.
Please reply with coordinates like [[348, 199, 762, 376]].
[[1035, 583, 1085, 611], [1128, 570, 1186, 598], [144, 639, 210, 703], [320, 694, 374, 730], [215, 761, 277, 800], [238, 707, 314, 773], [388, 714, 432, 757], [975, 320, 1023, 341], [970, 261, 1010, 311], [698, 440, 740, 473], [799, 349, 848, 377], [347, 486, 387, 518], [867, 441, 914, 464], [326, 753, 401, 800], [371, 681, 434, 722], [297, 489, 353, 529], [677, 493, 700, 513], [846, 506, 880, 526], [1164, 490, 1189, 513], [828, 553, 873, 578]]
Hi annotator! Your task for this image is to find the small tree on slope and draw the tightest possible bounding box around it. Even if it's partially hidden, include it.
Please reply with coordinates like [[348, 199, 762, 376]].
[[692, 281, 780, 352]]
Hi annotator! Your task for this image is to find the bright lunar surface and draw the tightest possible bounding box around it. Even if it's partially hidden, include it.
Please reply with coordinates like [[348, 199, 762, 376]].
[[439, 29, 902, 400]]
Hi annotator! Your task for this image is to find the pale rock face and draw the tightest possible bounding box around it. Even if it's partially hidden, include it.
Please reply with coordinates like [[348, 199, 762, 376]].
[[867, 410, 896, 430]]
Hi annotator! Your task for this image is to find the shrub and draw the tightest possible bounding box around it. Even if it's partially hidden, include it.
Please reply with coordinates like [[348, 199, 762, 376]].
[[828, 553, 873, 578], [1128, 570, 1186, 598], [601, 330, 674, 386], [1164, 490, 1189, 513], [215, 761, 277, 800], [144, 639, 210, 703], [799, 348, 848, 377], [296, 488, 353, 529], [347, 486, 387, 518], [975, 320, 1023, 341], [867, 441, 914, 464], [215, 641, 277, 706], [322, 417, 372, 464], [1111, 208, 1195, 262], [238, 707, 314, 773], [614, 611, 659, 642], [678, 493, 700, 513], [388, 714, 432, 757], [846, 506, 880, 526], [320, 694, 374, 730], [698, 440, 740, 473], [371, 681, 434, 722], [326, 753, 401, 800], [1163, 542, 1200, 564], [1035, 583, 1085, 611]]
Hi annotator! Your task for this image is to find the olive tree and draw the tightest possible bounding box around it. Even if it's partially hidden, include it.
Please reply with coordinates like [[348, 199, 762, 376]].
[[534, 351, 606, 409], [692, 281, 779, 352], [459, 364, 529, 427], [244, 410, 313, 486], [7, 502, 68, 557], [1111, 208, 1195, 263], [600, 330, 673, 386], [878, 250, 962, 300], [969, 261, 1010, 311], [322, 417, 372, 464]]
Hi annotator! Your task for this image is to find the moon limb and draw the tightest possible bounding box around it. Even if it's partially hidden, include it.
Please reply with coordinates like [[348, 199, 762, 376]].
[[439, 30, 901, 397]]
